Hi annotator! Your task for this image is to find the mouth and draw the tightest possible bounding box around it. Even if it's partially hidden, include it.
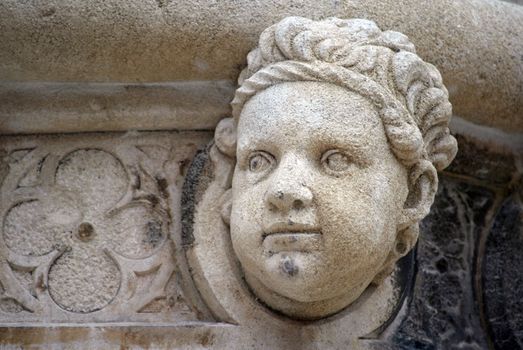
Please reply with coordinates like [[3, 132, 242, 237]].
[[263, 223, 322, 253]]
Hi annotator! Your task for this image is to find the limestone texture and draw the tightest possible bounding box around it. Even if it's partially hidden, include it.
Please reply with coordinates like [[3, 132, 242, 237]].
[[0, 81, 234, 135], [199, 16, 456, 320], [0, 0, 521, 132], [0, 6, 521, 350], [0, 131, 213, 323]]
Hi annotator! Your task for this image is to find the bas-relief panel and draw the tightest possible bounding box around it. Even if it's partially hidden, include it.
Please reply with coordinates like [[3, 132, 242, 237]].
[[0, 130, 518, 350], [0, 15, 520, 350], [0, 131, 213, 323], [0, 16, 459, 349]]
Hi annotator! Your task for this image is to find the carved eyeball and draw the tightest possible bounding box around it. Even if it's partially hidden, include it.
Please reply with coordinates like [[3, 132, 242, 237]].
[[248, 151, 274, 173], [321, 150, 352, 175]]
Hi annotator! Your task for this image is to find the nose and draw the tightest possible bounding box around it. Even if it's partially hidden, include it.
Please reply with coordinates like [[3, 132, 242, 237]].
[[265, 157, 313, 213], [266, 183, 313, 212]]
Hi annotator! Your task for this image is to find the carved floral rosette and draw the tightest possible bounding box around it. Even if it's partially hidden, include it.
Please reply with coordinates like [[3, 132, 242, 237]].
[[0, 133, 207, 323]]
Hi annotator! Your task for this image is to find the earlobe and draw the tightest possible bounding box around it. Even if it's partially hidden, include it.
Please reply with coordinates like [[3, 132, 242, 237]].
[[394, 225, 419, 258], [373, 160, 436, 285], [372, 225, 419, 285], [398, 160, 438, 230]]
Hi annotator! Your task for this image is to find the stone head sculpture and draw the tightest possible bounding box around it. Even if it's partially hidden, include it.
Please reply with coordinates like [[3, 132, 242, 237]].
[[213, 17, 457, 320]]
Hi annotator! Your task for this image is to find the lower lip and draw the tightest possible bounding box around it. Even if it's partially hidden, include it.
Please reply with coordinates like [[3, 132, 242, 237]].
[[263, 232, 322, 253]]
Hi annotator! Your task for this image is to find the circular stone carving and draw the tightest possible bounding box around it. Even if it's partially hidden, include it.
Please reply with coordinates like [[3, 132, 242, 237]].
[[4, 200, 62, 256], [106, 205, 166, 259], [3, 189, 82, 256], [77, 222, 95, 241], [48, 246, 121, 313], [55, 149, 127, 210], [47, 149, 128, 313], [1, 145, 172, 316]]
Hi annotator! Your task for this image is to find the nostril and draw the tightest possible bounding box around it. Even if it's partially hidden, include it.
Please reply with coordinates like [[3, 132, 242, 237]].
[[292, 199, 304, 210]]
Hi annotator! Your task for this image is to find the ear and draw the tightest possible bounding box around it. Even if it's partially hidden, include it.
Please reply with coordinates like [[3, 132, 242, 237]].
[[372, 160, 437, 285], [398, 160, 438, 230], [214, 117, 237, 158], [372, 225, 419, 285], [220, 189, 233, 226]]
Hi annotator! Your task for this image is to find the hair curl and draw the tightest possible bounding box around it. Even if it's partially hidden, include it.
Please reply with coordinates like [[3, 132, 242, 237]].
[[231, 17, 457, 171]]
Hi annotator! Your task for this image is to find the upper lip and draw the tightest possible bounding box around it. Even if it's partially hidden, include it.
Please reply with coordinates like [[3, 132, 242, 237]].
[[263, 222, 321, 238]]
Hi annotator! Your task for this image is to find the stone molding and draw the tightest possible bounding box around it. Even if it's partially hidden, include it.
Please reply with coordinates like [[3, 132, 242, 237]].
[[1, 0, 522, 131], [0, 81, 234, 135]]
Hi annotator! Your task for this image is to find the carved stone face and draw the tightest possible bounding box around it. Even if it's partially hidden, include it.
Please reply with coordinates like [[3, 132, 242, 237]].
[[230, 81, 410, 318]]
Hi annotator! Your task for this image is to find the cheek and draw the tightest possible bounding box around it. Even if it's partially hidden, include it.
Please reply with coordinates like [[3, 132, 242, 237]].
[[315, 174, 400, 259], [230, 180, 265, 253]]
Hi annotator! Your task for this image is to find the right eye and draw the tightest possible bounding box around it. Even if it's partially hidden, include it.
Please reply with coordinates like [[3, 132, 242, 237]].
[[248, 151, 274, 173], [320, 149, 353, 176]]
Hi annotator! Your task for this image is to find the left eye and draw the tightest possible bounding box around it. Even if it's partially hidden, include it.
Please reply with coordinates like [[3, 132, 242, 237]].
[[248, 151, 274, 173], [321, 150, 352, 174]]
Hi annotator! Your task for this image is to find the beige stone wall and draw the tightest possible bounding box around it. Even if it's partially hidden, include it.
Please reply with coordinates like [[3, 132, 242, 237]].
[[1, 0, 522, 132], [0, 1, 521, 349]]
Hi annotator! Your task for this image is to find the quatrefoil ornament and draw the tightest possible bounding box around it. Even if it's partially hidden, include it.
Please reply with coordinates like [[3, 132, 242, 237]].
[[0, 145, 176, 317]]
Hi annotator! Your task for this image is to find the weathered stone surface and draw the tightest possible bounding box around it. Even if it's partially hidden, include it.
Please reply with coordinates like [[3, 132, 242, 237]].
[[483, 194, 523, 349], [392, 178, 492, 349], [445, 134, 519, 186], [183, 137, 411, 348], [0, 7, 521, 349], [0, 0, 522, 132], [0, 131, 213, 323], [0, 81, 235, 135], [195, 16, 456, 321]]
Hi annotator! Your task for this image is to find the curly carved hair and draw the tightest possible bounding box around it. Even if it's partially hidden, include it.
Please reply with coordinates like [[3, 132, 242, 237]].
[[230, 17, 457, 171]]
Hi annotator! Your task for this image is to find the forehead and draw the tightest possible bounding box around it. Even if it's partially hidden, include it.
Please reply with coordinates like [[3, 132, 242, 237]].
[[237, 82, 384, 147]]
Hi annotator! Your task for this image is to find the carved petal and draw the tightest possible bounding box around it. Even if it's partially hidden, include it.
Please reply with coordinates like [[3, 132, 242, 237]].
[[48, 245, 121, 313], [55, 149, 128, 214], [3, 194, 81, 256], [104, 204, 167, 259]]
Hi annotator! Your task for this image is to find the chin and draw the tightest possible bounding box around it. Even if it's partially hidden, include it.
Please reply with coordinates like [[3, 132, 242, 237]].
[[255, 253, 344, 302]]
